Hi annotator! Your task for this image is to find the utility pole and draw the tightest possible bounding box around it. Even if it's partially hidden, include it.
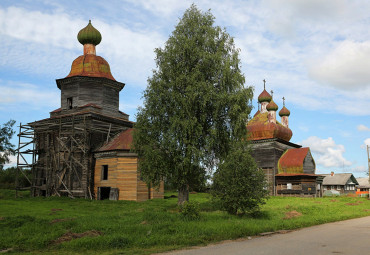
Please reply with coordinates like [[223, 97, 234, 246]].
[[367, 145, 370, 199]]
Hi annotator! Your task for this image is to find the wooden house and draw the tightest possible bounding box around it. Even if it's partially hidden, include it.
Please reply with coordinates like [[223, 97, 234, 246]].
[[355, 177, 370, 197], [27, 21, 163, 201], [322, 172, 358, 194], [247, 83, 322, 196], [94, 129, 164, 201]]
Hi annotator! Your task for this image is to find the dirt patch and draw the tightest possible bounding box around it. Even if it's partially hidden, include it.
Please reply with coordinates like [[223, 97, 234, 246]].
[[140, 221, 148, 225], [50, 218, 75, 224], [51, 208, 63, 212], [0, 217, 4, 221], [190, 191, 197, 194], [345, 203, 359, 206], [330, 199, 338, 202], [364, 209, 370, 212], [357, 201, 364, 203], [51, 230, 102, 245], [314, 201, 322, 204], [49, 209, 64, 215], [283, 210, 302, 219]]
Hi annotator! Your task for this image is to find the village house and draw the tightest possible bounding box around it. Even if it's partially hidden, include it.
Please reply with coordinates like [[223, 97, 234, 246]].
[[355, 177, 370, 197], [321, 172, 358, 195]]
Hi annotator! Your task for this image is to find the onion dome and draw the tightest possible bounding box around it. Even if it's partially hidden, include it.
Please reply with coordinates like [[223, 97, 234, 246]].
[[246, 112, 293, 142], [279, 106, 290, 117], [266, 100, 278, 111], [258, 89, 272, 103], [66, 55, 115, 80], [66, 20, 115, 81], [77, 20, 102, 46]]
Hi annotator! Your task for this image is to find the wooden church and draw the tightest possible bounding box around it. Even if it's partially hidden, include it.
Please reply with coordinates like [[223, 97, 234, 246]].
[[29, 21, 163, 201], [247, 82, 323, 197]]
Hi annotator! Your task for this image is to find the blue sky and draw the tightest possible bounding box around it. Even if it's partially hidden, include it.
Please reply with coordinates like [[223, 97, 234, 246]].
[[0, 0, 369, 177]]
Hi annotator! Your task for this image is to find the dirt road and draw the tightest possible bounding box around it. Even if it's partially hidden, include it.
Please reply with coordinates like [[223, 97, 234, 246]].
[[159, 216, 370, 255]]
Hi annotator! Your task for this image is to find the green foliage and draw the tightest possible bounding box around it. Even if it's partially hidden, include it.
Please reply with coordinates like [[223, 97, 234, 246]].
[[212, 142, 269, 215], [0, 167, 31, 189], [0, 120, 16, 170], [179, 201, 201, 220], [133, 5, 253, 202]]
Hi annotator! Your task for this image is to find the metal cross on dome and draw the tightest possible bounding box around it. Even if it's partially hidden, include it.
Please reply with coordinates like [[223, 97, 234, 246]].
[[282, 96, 285, 106], [263, 79, 266, 89], [270, 90, 274, 98]]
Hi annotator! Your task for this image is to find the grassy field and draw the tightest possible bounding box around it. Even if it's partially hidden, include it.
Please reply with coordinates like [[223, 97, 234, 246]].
[[1, 189, 370, 255]]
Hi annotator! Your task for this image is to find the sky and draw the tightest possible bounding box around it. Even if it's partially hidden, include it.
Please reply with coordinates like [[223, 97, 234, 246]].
[[0, 0, 369, 177]]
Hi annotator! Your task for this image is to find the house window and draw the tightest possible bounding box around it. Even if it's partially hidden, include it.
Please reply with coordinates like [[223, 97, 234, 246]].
[[287, 183, 292, 190], [67, 97, 73, 109], [337, 186, 341, 190], [101, 165, 108, 180]]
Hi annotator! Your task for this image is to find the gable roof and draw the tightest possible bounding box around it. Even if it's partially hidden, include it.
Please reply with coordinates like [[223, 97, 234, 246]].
[[356, 177, 370, 188], [322, 173, 359, 185], [98, 128, 133, 152], [278, 147, 312, 174]]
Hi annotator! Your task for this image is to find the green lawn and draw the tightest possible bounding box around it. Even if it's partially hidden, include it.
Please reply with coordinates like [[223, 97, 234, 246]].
[[1, 189, 369, 254]]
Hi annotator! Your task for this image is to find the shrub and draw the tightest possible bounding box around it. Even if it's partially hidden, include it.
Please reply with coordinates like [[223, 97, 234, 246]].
[[212, 142, 269, 215], [179, 201, 200, 220], [0, 167, 32, 189]]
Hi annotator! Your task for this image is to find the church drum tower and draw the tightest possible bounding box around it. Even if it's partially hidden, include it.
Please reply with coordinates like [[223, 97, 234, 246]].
[[29, 21, 133, 198]]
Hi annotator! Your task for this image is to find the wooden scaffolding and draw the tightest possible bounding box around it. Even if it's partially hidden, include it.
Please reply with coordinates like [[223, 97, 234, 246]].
[[26, 112, 132, 199], [15, 123, 35, 197]]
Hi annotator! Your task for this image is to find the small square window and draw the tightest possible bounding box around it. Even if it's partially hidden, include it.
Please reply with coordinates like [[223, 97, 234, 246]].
[[102, 165, 108, 180], [287, 183, 292, 190]]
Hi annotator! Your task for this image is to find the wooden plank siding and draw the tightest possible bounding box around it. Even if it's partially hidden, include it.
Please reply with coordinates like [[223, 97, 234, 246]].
[[94, 154, 164, 201]]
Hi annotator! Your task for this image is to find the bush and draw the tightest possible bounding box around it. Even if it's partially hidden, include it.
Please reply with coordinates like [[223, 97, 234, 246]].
[[212, 142, 268, 215], [179, 201, 200, 220], [0, 167, 32, 189]]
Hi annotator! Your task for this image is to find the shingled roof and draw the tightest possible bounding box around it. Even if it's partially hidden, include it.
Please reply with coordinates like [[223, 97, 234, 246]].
[[356, 177, 370, 188], [98, 128, 133, 152], [278, 147, 314, 174], [321, 173, 358, 186]]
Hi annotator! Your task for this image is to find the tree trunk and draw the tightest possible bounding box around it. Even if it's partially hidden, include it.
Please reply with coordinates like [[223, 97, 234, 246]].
[[178, 184, 189, 205]]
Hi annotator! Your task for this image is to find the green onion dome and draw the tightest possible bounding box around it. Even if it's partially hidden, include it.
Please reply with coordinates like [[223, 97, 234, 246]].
[[258, 89, 272, 103], [266, 99, 278, 111], [77, 20, 102, 46], [279, 106, 290, 117]]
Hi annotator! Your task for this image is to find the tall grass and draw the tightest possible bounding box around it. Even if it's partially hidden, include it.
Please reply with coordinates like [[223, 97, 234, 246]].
[[1, 189, 369, 254]]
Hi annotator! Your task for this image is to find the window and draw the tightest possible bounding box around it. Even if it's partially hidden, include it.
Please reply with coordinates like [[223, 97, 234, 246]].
[[101, 165, 108, 180], [287, 183, 292, 190], [67, 97, 73, 109]]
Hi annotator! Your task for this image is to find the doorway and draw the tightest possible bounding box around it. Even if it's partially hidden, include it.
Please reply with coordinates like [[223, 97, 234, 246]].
[[99, 187, 111, 200]]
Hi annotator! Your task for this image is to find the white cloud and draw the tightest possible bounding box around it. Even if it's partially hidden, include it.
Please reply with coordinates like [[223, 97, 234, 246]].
[[364, 138, 370, 147], [0, 80, 59, 111], [358, 124, 370, 131], [0, 6, 165, 87], [264, 0, 353, 39], [0, 154, 18, 168], [301, 136, 352, 168], [309, 41, 370, 89], [350, 165, 367, 173]]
